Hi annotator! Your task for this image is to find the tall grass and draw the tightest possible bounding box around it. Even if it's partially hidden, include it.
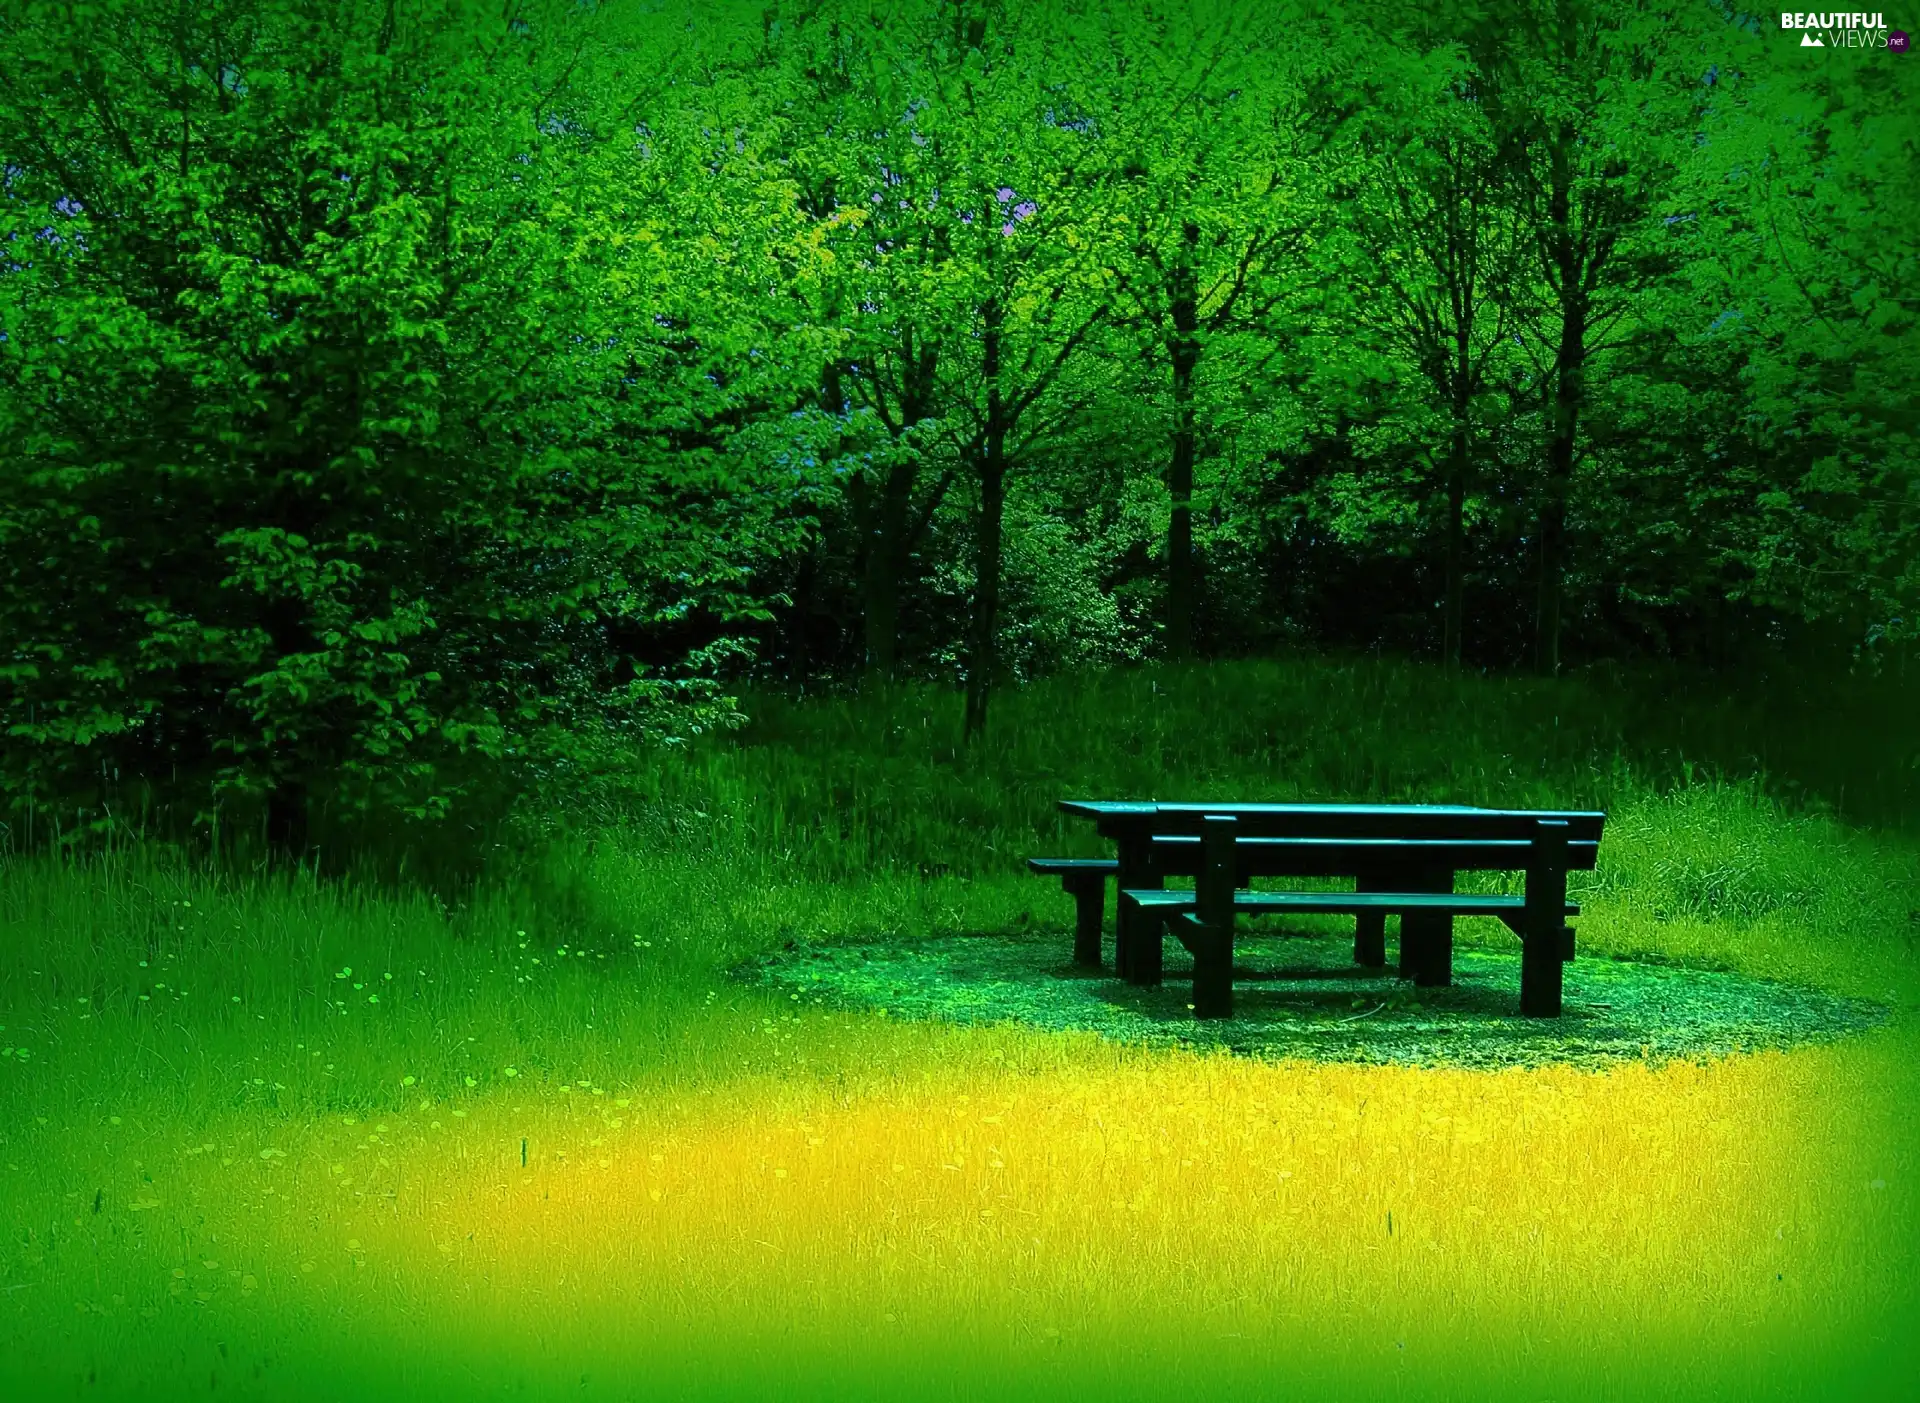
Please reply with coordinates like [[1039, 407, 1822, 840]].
[[615, 656, 1920, 886], [1, 655, 1917, 1400]]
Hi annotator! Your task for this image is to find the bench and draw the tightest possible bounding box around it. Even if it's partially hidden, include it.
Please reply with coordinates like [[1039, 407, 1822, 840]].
[[1026, 857, 1117, 967], [1029, 801, 1605, 1018], [1032, 836, 1600, 965]]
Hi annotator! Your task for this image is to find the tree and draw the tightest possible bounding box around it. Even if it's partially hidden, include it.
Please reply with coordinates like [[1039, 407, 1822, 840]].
[[763, 9, 964, 680], [1072, 1, 1340, 657], [1343, 44, 1517, 669], [1684, 27, 1920, 657], [0, 0, 806, 848], [1478, 0, 1702, 674], [925, 14, 1111, 740]]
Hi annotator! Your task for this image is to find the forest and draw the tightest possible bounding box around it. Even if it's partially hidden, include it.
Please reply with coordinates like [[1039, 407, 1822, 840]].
[[0, 4, 1916, 1401], [1, 0, 1913, 852]]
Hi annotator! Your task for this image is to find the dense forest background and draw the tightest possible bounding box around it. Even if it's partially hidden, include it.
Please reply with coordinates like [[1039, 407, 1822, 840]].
[[1, 0, 1914, 853]]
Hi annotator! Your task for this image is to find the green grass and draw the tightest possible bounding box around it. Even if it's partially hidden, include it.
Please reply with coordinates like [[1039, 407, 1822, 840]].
[[1, 656, 1917, 1400], [620, 655, 1920, 878], [748, 929, 1891, 1068]]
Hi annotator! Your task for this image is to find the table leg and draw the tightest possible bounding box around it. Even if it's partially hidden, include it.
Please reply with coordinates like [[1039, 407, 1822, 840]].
[[1133, 875, 1166, 988], [1191, 921, 1232, 1017], [1521, 931, 1565, 1015], [1398, 866, 1454, 986], [1191, 816, 1236, 1016], [1521, 823, 1569, 1017], [1067, 873, 1104, 969], [1115, 836, 1162, 984], [1353, 869, 1386, 968]]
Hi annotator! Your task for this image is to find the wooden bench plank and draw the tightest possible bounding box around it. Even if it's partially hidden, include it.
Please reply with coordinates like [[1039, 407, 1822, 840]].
[[1127, 887, 1580, 970], [1147, 834, 1602, 873], [1135, 811, 1600, 842], [1166, 910, 1577, 964], [1122, 888, 1578, 915]]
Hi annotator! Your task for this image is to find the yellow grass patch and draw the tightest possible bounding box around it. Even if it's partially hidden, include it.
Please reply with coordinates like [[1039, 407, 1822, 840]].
[[10, 1026, 1911, 1400]]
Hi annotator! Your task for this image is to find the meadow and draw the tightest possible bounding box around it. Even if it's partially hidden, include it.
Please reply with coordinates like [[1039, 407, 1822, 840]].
[[2, 657, 1917, 1401]]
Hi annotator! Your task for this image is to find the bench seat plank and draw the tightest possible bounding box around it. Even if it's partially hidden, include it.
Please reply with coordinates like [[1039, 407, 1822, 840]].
[[1167, 909, 1577, 965], [1122, 888, 1578, 918], [1128, 886, 1580, 971]]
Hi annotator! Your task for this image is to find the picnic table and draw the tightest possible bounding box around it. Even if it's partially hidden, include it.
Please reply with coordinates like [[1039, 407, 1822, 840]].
[[1030, 801, 1604, 1019]]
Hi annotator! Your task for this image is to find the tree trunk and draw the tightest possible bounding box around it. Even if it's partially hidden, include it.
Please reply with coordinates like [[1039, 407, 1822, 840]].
[[1444, 418, 1467, 670], [862, 330, 937, 681], [862, 454, 920, 680], [1536, 123, 1584, 678], [266, 778, 309, 862], [1536, 374, 1576, 679], [964, 298, 1005, 742], [1166, 222, 1201, 659], [861, 494, 906, 680], [262, 563, 315, 863]]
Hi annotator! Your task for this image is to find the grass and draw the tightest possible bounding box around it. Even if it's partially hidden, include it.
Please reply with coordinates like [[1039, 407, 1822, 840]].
[[748, 929, 1890, 1067], [1, 656, 1917, 1400]]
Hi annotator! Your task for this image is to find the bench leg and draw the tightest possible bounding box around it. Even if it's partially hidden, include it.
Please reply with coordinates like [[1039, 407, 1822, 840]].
[[1065, 875, 1105, 969], [1191, 922, 1233, 1019], [1520, 935, 1564, 1016], [1354, 871, 1386, 967], [1420, 913, 1454, 987], [1399, 912, 1436, 983], [1117, 892, 1166, 984], [1354, 911, 1387, 968]]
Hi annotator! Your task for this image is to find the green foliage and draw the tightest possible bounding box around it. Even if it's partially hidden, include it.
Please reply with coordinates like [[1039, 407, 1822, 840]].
[[1686, 30, 1920, 637], [0, 0, 809, 840], [3, 0, 1915, 850]]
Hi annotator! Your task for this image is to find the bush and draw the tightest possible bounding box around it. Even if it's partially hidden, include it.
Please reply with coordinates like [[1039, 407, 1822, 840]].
[[0, 0, 803, 849]]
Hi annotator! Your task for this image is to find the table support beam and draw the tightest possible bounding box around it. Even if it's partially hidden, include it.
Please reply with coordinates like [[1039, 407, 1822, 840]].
[[1398, 866, 1455, 986], [1521, 821, 1570, 1017], [1115, 835, 1163, 985], [1353, 869, 1387, 968], [1192, 816, 1238, 1017]]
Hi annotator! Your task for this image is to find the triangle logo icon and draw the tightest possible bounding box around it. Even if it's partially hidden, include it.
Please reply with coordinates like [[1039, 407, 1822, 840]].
[[1800, 32, 1824, 45]]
